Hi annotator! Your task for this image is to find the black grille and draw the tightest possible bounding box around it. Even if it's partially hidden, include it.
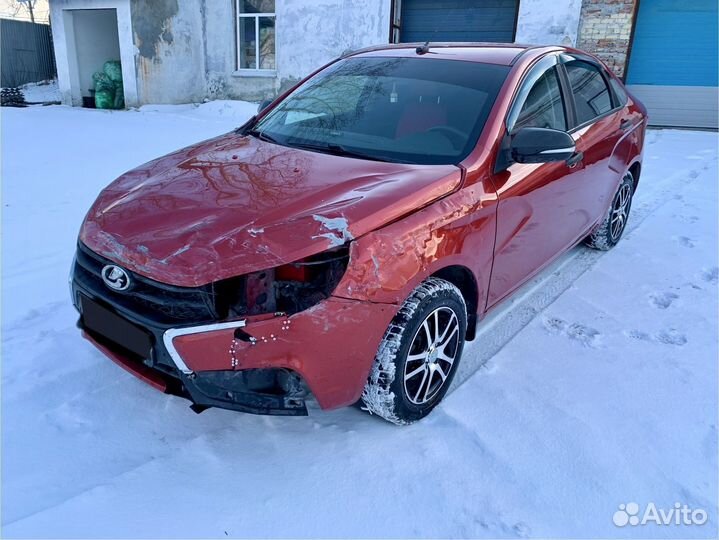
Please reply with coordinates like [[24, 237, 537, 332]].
[[74, 243, 221, 326]]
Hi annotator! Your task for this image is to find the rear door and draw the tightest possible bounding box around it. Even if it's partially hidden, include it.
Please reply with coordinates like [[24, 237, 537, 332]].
[[559, 56, 628, 229]]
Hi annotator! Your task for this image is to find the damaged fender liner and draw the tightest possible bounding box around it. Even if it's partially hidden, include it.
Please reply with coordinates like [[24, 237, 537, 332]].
[[183, 369, 308, 416]]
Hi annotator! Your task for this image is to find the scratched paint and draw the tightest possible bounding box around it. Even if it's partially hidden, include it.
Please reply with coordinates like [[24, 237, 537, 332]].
[[80, 131, 461, 287], [312, 215, 354, 248]]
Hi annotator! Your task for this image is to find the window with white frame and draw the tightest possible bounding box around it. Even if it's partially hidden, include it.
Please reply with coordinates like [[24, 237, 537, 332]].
[[236, 0, 276, 71]]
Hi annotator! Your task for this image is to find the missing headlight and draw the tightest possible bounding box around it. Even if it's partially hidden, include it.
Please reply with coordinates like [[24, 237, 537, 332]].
[[216, 246, 350, 318]]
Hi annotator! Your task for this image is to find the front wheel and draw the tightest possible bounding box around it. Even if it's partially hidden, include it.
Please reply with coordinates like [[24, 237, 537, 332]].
[[360, 278, 467, 425], [585, 172, 634, 250]]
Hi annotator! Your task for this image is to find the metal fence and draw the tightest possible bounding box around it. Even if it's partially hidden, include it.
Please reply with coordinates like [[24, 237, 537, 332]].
[[1, 18, 56, 88]]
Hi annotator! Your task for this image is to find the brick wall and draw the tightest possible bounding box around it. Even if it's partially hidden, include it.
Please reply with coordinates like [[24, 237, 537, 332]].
[[576, 0, 637, 79]]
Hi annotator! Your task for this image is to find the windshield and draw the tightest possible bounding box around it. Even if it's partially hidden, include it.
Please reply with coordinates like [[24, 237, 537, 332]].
[[253, 56, 510, 165]]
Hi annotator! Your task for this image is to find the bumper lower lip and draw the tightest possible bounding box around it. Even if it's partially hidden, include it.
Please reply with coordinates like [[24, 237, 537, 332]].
[[82, 329, 170, 392], [81, 326, 309, 416]]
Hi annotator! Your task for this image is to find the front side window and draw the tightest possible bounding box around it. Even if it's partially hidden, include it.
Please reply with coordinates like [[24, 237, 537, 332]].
[[565, 60, 613, 125], [237, 0, 275, 70], [513, 68, 566, 131], [253, 57, 510, 165]]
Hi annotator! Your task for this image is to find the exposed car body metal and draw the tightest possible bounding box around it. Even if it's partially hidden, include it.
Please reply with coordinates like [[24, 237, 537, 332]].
[[72, 43, 647, 415]]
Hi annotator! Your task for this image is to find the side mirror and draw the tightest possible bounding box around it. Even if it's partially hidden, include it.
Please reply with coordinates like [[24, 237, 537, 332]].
[[510, 127, 576, 164], [257, 98, 273, 113]]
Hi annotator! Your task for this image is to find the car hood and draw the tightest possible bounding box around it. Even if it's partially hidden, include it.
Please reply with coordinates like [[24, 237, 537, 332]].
[[80, 133, 461, 287]]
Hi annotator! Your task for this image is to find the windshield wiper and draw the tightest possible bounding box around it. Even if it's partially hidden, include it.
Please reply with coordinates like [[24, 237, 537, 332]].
[[246, 128, 281, 144], [289, 141, 397, 163], [235, 115, 257, 134]]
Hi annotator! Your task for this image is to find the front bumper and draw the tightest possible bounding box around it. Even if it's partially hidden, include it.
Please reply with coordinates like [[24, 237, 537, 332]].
[[71, 247, 397, 415]]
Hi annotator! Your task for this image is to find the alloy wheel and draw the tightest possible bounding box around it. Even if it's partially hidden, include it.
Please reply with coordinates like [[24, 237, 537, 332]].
[[403, 306, 460, 405], [610, 181, 632, 240]]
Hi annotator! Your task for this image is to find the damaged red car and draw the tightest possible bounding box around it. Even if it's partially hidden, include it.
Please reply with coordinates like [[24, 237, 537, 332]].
[[71, 43, 646, 424]]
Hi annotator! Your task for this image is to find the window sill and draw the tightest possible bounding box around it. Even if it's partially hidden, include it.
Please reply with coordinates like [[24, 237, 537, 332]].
[[232, 70, 277, 79]]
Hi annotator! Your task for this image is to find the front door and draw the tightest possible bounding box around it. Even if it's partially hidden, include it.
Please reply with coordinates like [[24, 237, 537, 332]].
[[487, 56, 586, 307]]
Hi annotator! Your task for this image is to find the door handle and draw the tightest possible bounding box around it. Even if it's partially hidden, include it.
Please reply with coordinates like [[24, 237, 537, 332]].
[[566, 151, 583, 168], [620, 118, 633, 131]]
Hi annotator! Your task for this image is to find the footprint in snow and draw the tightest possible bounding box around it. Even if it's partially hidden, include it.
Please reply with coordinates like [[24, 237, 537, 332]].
[[700, 266, 718, 284], [626, 329, 651, 341], [673, 213, 699, 224], [513, 522, 531, 538], [688, 170, 700, 179], [648, 291, 679, 309], [542, 316, 601, 348], [626, 328, 687, 346], [543, 316, 566, 334], [566, 323, 601, 347], [675, 236, 695, 248], [655, 329, 688, 346]]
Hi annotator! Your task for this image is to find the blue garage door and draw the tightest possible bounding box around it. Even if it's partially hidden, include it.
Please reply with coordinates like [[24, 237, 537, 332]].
[[626, 0, 718, 128], [399, 0, 518, 43]]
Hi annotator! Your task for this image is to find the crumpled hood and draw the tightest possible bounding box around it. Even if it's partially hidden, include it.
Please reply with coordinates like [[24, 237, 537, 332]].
[[80, 132, 461, 287]]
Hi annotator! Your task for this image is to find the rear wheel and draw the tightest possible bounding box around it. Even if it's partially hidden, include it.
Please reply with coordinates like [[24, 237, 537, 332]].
[[360, 278, 467, 425], [585, 172, 634, 250]]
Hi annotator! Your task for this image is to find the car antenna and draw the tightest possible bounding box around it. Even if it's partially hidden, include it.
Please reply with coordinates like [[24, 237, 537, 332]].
[[416, 41, 431, 55]]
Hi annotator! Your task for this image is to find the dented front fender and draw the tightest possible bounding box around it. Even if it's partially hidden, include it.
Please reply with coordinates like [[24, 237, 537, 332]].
[[333, 179, 498, 310]]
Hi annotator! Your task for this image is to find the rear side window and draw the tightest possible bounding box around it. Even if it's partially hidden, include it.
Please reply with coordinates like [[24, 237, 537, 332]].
[[565, 60, 613, 125], [513, 68, 566, 131], [608, 76, 628, 106]]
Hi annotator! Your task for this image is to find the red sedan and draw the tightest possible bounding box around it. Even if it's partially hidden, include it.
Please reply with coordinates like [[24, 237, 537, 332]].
[[71, 43, 647, 424]]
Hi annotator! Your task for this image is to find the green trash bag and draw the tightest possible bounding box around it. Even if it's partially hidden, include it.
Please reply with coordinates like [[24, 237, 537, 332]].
[[113, 80, 125, 109], [103, 61, 122, 82], [93, 63, 123, 109], [93, 72, 114, 109], [95, 89, 114, 109], [93, 72, 113, 93]]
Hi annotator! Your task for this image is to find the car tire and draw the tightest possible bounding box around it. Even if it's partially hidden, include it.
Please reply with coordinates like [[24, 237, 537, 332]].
[[585, 172, 634, 251], [360, 277, 467, 425]]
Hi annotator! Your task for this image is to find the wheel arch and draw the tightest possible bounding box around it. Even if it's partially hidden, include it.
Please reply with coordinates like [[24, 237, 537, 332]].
[[431, 265, 479, 341]]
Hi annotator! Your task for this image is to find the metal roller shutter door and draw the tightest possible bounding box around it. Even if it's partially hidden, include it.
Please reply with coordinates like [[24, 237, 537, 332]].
[[626, 0, 718, 128], [399, 0, 519, 43]]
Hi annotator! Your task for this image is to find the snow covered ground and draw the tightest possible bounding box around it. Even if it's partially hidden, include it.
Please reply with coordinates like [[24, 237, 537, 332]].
[[1, 102, 717, 539], [14, 80, 61, 103]]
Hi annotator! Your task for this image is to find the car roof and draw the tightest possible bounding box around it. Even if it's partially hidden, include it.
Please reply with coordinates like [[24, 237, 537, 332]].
[[347, 43, 560, 66]]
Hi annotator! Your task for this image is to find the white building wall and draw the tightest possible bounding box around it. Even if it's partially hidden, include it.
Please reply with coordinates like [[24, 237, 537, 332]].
[[49, 0, 582, 107], [129, 0, 207, 104], [204, 0, 392, 102], [514, 0, 583, 46], [277, 0, 391, 81]]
